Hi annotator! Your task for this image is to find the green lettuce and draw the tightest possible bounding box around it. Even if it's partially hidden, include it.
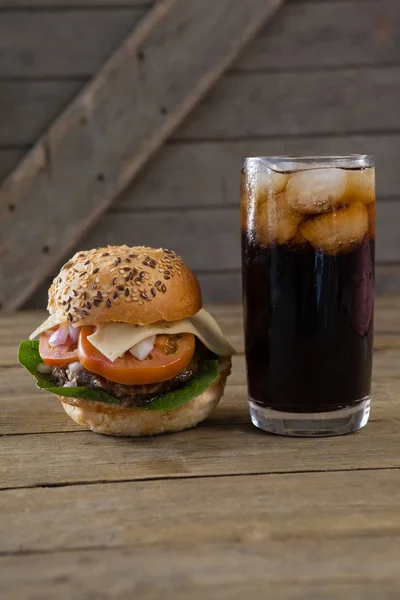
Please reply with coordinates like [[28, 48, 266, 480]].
[[18, 340, 219, 411]]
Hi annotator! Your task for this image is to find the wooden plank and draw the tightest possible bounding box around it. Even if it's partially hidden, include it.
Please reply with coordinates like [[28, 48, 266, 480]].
[[0, 149, 25, 182], [1, 376, 400, 488], [0, 0, 151, 5], [0, 81, 82, 147], [1, 470, 400, 553], [0, 0, 285, 312], [3, 72, 400, 147], [237, 0, 400, 71], [1, 1, 398, 77], [0, 9, 147, 77], [176, 68, 400, 139], [1, 539, 400, 600], [116, 136, 400, 210], [376, 265, 400, 294]]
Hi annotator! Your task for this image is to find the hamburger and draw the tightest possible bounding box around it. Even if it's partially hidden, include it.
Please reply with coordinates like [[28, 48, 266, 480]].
[[19, 246, 234, 436]]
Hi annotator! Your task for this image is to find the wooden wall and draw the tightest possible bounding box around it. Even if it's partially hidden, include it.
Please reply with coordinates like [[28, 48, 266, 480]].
[[1, 0, 399, 305]]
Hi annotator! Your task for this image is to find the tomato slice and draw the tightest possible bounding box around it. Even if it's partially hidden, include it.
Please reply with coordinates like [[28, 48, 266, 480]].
[[78, 327, 195, 385], [39, 334, 79, 366]]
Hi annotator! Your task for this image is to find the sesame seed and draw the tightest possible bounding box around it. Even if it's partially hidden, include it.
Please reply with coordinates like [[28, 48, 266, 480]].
[[132, 268, 138, 276], [161, 284, 167, 293], [140, 292, 148, 300], [81, 310, 88, 317], [93, 268, 99, 274], [62, 300, 67, 305], [102, 252, 109, 257], [125, 258, 131, 263], [117, 285, 125, 291], [85, 302, 91, 310], [113, 292, 118, 299], [164, 276, 171, 280], [114, 260, 119, 266], [84, 260, 90, 266], [57, 277, 62, 284], [106, 299, 111, 308], [68, 313, 73, 321], [164, 270, 170, 275], [93, 299, 99, 307], [133, 298, 139, 302], [72, 290, 78, 296], [138, 301, 144, 306], [117, 257, 122, 263], [112, 277, 117, 285], [79, 272, 87, 277], [66, 304, 71, 311], [125, 288, 129, 296], [129, 254, 137, 258], [83, 292, 87, 300], [150, 288, 156, 297], [139, 271, 145, 279], [155, 281, 162, 287], [92, 283, 98, 290]]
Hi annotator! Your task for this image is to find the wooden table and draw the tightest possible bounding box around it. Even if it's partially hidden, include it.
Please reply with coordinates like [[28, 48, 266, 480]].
[[2, 300, 400, 599]]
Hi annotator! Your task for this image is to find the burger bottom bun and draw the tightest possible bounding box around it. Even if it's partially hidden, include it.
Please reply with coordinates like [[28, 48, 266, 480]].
[[59, 358, 231, 436]]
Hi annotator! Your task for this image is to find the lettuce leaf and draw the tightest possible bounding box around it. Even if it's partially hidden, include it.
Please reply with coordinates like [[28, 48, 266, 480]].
[[18, 340, 219, 411]]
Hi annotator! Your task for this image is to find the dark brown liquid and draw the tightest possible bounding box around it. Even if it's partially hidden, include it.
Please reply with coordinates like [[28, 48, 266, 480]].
[[242, 234, 374, 412]]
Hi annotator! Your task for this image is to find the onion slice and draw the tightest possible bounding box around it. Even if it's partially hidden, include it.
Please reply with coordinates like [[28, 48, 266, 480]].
[[68, 324, 81, 345], [129, 335, 156, 361], [48, 325, 69, 347]]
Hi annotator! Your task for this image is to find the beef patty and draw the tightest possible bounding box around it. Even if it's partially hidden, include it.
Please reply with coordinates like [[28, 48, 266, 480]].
[[51, 355, 200, 407]]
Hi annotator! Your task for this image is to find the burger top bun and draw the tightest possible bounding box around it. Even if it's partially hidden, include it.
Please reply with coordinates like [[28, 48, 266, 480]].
[[48, 246, 202, 326]]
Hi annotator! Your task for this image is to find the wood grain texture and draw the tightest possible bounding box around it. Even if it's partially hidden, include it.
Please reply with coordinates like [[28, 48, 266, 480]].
[[1, 539, 400, 600], [0, 0, 284, 311], [1, 1, 398, 77], [0, 148, 25, 181], [1, 377, 400, 489], [0, 0, 151, 5], [0, 81, 82, 146], [237, 0, 400, 70], [2, 470, 400, 553], [176, 68, 400, 140], [0, 9, 146, 77], [3, 68, 400, 146]]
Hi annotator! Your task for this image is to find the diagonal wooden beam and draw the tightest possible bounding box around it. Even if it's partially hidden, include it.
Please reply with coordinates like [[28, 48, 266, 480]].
[[0, 0, 285, 311]]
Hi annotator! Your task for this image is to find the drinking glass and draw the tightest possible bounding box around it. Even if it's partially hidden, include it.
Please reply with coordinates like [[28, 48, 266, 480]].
[[241, 155, 375, 436]]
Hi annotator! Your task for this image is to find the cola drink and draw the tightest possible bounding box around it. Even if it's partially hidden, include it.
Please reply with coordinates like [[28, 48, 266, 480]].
[[241, 156, 375, 436]]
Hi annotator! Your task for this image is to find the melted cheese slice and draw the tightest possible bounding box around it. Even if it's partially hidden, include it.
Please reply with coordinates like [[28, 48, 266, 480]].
[[29, 308, 235, 361], [88, 309, 235, 362], [29, 312, 66, 340]]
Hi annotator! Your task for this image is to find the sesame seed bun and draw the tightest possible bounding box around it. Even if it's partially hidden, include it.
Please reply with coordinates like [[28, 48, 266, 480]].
[[58, 358, 231, 436], [48, 246, 202, 325]]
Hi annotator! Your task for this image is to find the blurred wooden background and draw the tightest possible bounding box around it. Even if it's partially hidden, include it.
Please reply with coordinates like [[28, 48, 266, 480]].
[[0, 0, 399, 307]]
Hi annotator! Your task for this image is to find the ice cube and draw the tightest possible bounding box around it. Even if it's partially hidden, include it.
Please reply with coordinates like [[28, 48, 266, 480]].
[[257, 170, 289, 197], [256, 191, 303, 246], [300, 201, 368, 253], [345, 168, 375, 205], [287, 168, 348, 214]]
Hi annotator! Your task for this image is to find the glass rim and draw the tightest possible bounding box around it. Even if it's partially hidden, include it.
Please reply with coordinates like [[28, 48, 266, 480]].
[[243, 154, 374, 172]]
